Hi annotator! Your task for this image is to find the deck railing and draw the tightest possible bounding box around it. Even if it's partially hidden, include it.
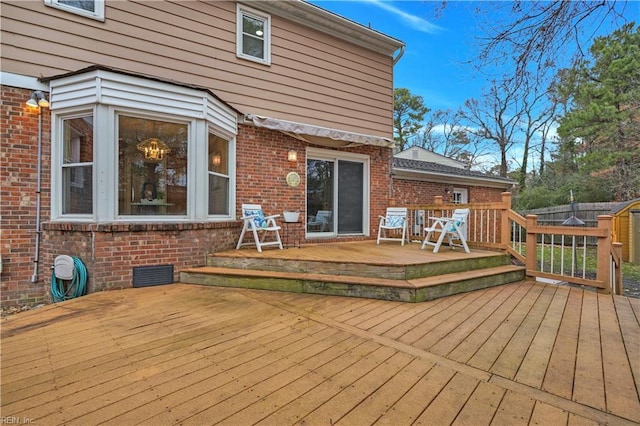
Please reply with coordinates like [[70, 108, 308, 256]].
[[401, 192, 623, 294]]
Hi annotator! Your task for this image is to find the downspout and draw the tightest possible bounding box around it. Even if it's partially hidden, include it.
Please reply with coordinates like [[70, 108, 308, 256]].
[[31, 106, 43, 283]]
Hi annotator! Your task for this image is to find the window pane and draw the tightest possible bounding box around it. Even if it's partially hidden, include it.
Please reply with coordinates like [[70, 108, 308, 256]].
[[242, 35, 264, 59], [208, 133, 229, 215], [242, 14, 264, 38], [62, 165, 93, 214], [208, 175, 229, 215], [242, 13, 265, 59], [337, 161, 364, 233], [118, 116, 188, 216], [62, 116, 93, 214], [307, 159, 334, 233], [59, 0, 95, 12]]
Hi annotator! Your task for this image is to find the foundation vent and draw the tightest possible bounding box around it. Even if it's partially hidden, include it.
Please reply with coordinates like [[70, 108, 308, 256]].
[[133, 264, 174, 288]]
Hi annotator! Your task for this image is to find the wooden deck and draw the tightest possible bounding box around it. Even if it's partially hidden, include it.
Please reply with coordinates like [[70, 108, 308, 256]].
[[183, 241, 525, 302], [1, 281, 638, 425]]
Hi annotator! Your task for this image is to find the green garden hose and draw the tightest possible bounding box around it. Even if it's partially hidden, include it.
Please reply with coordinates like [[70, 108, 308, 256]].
[[51, 257, 88, 303]]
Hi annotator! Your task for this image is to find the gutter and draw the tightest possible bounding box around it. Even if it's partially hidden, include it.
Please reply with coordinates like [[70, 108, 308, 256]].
[[393, 45, 405, 65]]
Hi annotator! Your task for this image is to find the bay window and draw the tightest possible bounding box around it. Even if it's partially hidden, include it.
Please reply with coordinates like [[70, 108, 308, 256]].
[[49, 69, 237, 223]]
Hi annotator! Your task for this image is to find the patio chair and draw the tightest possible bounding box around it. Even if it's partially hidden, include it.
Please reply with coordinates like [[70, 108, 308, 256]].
[[421, 208, 470, 253], [236, 204, 283, 252], [307, 210, 332, 232], [377, 207, 409, 245]]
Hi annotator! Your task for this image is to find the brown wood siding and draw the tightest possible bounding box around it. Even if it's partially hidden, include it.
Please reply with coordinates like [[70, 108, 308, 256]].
[[1, 0, 395, 136]]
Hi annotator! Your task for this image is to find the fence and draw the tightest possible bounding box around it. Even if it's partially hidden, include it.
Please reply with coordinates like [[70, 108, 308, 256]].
[[518, 202, 617, 227]]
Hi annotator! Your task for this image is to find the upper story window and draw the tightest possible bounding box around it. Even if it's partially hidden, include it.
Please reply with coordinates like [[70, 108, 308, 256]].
[[236, 4, 271, 65], [44, 0, 105, 21]]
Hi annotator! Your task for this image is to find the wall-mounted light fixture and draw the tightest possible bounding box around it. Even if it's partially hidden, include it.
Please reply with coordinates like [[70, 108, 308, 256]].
[[26, 91, 49, 108], [212, 152, 222, 167], [26, 90, 49, 283], [287, 150, 297, 162], [444, 186, 453, 195], [137, 138, 170, 161]]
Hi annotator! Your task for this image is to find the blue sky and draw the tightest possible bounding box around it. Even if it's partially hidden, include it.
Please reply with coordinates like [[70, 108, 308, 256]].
[[309, 1, 638, 113]]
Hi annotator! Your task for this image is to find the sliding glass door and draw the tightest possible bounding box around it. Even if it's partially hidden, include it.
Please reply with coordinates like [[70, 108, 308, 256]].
[[306, 148, 369, 237]]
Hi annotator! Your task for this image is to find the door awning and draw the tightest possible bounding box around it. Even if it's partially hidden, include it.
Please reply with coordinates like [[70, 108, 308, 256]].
[[247, 115, 395, 148]]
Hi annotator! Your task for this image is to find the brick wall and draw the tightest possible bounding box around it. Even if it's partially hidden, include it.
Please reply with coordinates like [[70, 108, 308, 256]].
[[235, 125, 392, 237], [1, 101, 392, 307], [392, 178, 505, 205], [1, 86, 52, 306], [40, 222, 240, 298]]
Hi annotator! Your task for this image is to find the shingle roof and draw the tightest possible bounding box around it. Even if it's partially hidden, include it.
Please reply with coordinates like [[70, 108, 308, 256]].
[[393, 157, 516, 184]]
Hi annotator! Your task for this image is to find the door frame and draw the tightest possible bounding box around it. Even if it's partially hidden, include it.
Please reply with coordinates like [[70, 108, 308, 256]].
[[305, 147, 370, 238]]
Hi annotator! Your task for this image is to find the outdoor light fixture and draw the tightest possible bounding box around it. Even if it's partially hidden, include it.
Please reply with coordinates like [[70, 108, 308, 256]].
[[137, 138, 170, 161], [212, 152, 222, 167], [26, 91, 49, 108], [287, 150, 297, 162]]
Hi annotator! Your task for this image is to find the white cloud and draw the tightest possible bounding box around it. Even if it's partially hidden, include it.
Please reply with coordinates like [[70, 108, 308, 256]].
[[366, 0, 442, 34]]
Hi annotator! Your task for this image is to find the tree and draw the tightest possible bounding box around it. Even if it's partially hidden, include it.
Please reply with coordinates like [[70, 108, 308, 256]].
[[415, 109, 488, 169], [556, 23, 640, 201], [393, 88, 430, 151], [470, 1, 629, 85], [516, 74, 558, 189], [459, 79, 522, 177]]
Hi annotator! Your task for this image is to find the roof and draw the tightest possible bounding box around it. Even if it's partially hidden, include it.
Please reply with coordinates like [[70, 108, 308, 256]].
[[393, 157, 516, 188], [611, 198, 640, 214], [39, 64, 242, 115], [246, 0, 405, 57]]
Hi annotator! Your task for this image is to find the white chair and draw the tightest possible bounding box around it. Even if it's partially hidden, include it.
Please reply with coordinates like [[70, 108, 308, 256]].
[[236, 204, 283, 252], [421, 208, 470, 253], [307, 210, 332, 232], [377, 207, 409, 246]]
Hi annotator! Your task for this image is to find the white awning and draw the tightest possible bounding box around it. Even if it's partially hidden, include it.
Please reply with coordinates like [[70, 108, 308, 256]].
[[247, 115, 395, 148]]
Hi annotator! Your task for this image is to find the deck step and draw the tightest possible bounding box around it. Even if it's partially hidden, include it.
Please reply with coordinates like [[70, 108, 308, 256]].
[[205, 251, 512, 280], [180, 264, 526, 303]]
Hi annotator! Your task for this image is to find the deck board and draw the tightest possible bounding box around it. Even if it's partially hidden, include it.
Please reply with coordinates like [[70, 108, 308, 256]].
[[2, 281, 639, 425]]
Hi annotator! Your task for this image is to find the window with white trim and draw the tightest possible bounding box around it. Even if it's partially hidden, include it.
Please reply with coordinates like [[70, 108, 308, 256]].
[[208, 133, 231, 215], [44, 0, 105, 21], [236, 4, 271, 65], [61, 115, 93, 214], [453, 188, 468, 204], [50, 72, 237, 223]]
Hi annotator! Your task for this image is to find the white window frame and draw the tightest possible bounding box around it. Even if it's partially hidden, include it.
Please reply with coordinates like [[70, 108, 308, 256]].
[[453, 188, 468, 204], [236, 4, 271, 65], [114, 110, 194, 221], [207, 129, 236, 218], [44, 0, 105, 21], [52, 110, 96, 220]]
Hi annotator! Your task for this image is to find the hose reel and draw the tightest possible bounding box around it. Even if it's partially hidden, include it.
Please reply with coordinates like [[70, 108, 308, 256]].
[[51, 255, 88, 303]]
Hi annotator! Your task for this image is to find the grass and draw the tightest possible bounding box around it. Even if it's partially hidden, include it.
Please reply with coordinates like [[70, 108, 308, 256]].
[[513, 241, 637, 282], [623, 262, 640, 283]]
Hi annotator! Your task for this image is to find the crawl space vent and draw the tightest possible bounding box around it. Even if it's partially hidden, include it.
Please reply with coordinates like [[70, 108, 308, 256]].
[[133, 264, 174, 288]]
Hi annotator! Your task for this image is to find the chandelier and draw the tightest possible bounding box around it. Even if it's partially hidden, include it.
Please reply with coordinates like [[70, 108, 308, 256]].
[[137, 138, 170, 161]]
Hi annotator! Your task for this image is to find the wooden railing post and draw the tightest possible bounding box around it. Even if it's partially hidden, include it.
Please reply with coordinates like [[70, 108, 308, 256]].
[[500, 192, 512, 247], [613, 242, 623, 295], [526, 215, 538, 274], [596, 215, 613, 294]]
